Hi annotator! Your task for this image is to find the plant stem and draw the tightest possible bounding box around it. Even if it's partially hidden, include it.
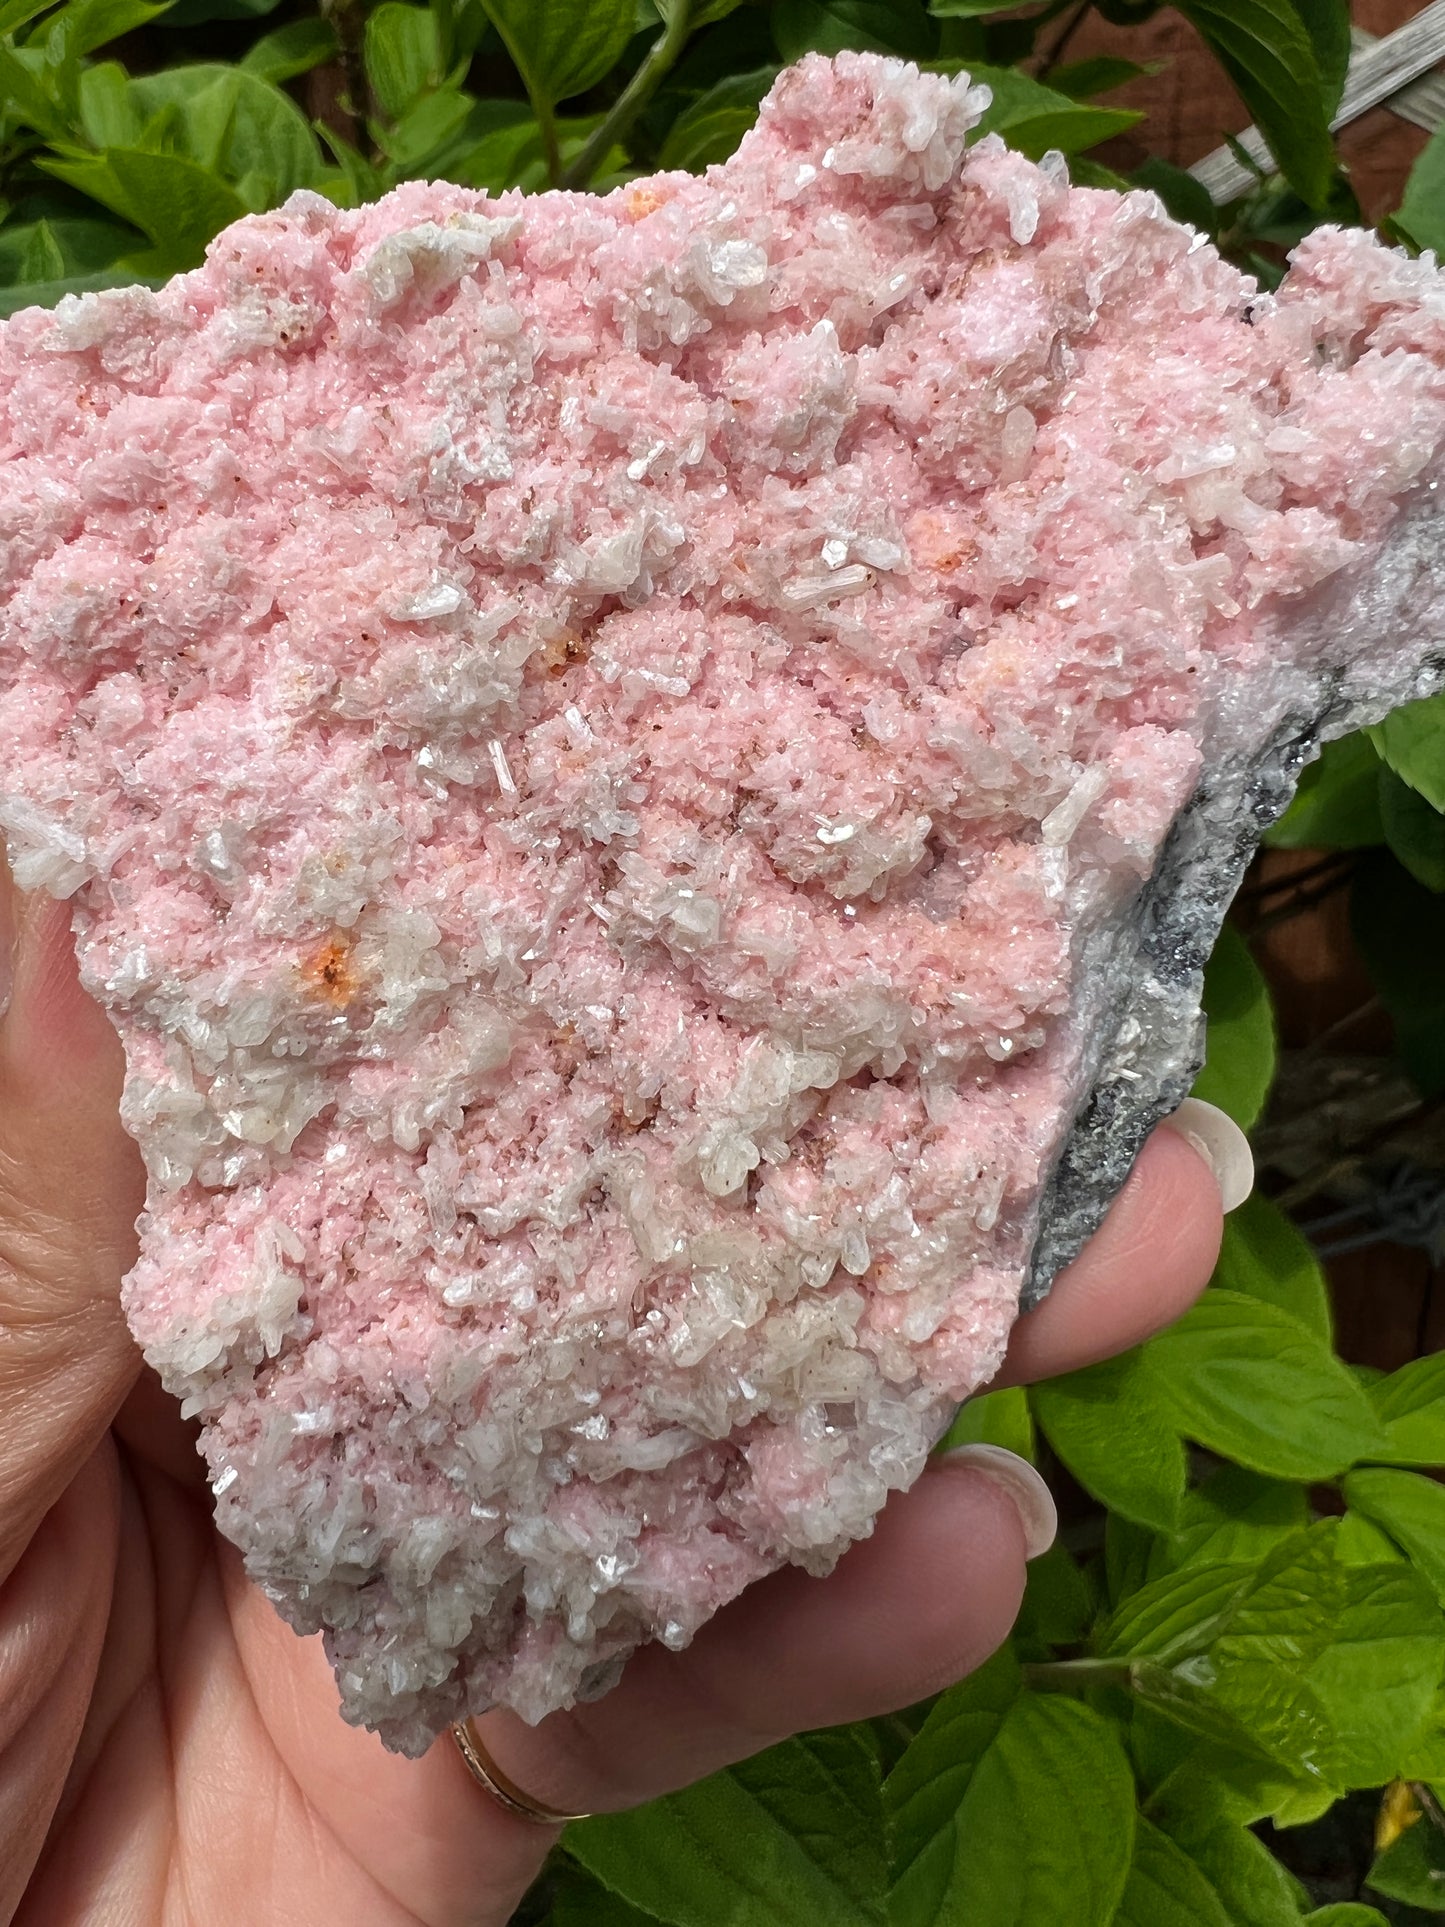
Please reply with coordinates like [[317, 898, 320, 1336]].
[[1022, 1658, 1135, 1691], [318, 0, 374, 158], [537, 97, 562, 188], [559, 0, 692, 191]]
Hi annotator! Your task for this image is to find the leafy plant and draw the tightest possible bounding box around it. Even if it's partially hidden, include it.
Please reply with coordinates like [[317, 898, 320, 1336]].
[[5, 0, 1445, 1919]]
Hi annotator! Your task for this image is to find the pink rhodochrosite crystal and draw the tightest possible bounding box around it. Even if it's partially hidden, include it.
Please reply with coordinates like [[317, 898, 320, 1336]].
[[2, 53, 1444, 1753]]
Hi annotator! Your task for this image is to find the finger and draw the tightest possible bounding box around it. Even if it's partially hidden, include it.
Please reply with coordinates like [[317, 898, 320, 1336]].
[[0, 880, 145, 1580], [231, 1454, 1034, 1925], [475, 1451, 1031, 1817], [991, 1104, 1247, 1390]]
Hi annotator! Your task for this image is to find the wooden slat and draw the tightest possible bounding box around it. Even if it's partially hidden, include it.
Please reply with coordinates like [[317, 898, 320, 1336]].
[[1190, 0, 1445, 201]]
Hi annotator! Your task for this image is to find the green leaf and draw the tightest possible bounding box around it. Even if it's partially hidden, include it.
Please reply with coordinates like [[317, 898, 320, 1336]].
[[658, 66, 776, 172], [550, 1859, 667, 1924], [443, 112, 544, 190], [772, 0, 937, 61], [0, 0, 60, 35], [1193, 922, 1276, 1129], [1150, 1788, 1309, 1927], [1369, 1354, 1445, 1466], [687, 0, 748, 23], [568, 1727, 889, 1927], [1306, 1910, 1391, 1926], [886, 1644, 1020, 1921], [1131, 155, 1218, 232], [1107, 1511, 1158, 1606], [1368, 1812, 1445, 1911], [1310, 1559, 1445, 1786], [1033, 1351, 1187, 1532], [892, 1691, 1136, 1926], [10, 217, 64, 282], [1397, 122, 1445, 255], [68, 63, 327, 211], [1183, 1529, 1346, 1785], [934, 1384, 1036, 1462], [1113, 1816, 1234, 1927], [945, 61, 1143, 158], [38, 147, 248, 270], [0, 263, 143, 316], [1109, 1523, 1445, 1791], [1212, 1193, 1330, 1341], [38, 0, 171, 57], [1268, 732, 1386, 850], [1344, 1468, 1445, 1605], [1163, 1465, 1312, 1573], [1402, 1701, 1445, 1780], [0, 43, 70, 139], [482, 0, 638, 111], [1017, 1541, 1093, 1648], [1145, 1291, 1383, 1481], [1047, 55, 1150, 97], [1290, 0, 1350, 119], [376, 84, 476, 170], [1372, 692, 1445, 814], [76, 58, 139, 144], [928, 0, 1011, 14], [1104, 1560, 1257, 1662], [1127, 1656, 1291, 1764], [1174, 0, 1334, 207], [239, 18, 339, 83], [1381, 767, 1445, 892], [1337, 1510, 1406, 1566], [1351, 855, 1445, 1096], [444, 107, 623, 192], [365, 2, 445, 121], [158, 0, 282, 23], [0, 207, 136, 282]]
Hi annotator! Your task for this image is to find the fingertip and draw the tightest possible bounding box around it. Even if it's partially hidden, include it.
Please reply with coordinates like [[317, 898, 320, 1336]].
[[936, 1444, 1057, 1561], [1160, 1096, 1254, 1213], [995, 1123, 1224, 1387], [682, 1448, 1031, 1733]]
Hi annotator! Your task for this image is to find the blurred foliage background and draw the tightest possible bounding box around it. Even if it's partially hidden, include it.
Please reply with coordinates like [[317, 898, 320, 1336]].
[[5, 0, 1445, 1918]]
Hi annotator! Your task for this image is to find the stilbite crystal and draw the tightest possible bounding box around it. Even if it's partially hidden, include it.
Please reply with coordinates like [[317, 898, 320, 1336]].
[[1, 52, 1444, 1753]]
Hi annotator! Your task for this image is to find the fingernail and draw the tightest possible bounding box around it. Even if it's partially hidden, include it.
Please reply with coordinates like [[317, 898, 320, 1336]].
[[1161, 1097, 1254, 1212], [940, 1444, 1058, 1560]]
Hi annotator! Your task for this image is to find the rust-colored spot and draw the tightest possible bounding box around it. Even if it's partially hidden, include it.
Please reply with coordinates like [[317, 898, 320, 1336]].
[[539, 628, 589, 678], [302, 932, 359, 1008], [624, 185, 668, 222]]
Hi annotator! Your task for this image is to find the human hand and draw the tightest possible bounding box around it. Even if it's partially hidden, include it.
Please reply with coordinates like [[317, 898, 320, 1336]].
[[0, 877, 1239, 1925]]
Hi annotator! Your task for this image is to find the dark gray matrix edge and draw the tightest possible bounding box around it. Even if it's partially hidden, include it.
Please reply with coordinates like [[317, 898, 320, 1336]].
[[1026, 477, 1445, 1307]]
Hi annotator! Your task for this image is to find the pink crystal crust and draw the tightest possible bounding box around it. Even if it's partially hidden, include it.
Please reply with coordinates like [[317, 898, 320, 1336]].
[[3, 54, 1445, 1752]]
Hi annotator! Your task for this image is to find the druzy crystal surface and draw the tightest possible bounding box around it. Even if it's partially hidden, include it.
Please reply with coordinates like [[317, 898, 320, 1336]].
[[2, 53, 1444, 1753]]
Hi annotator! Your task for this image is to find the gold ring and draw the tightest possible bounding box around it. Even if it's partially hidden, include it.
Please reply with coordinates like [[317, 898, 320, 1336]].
[[450, 1718, 592, 1826]]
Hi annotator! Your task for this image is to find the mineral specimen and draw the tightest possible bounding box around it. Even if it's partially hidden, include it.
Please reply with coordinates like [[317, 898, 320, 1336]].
[[1, 51, 1443, 1755]]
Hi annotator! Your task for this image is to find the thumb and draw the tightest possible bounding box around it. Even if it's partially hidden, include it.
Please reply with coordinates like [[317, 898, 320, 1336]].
[[0, 871, 145, 1580]]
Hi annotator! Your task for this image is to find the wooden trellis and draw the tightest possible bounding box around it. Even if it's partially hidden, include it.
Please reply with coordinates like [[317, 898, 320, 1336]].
[[1190, 0, 1445, 201]]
